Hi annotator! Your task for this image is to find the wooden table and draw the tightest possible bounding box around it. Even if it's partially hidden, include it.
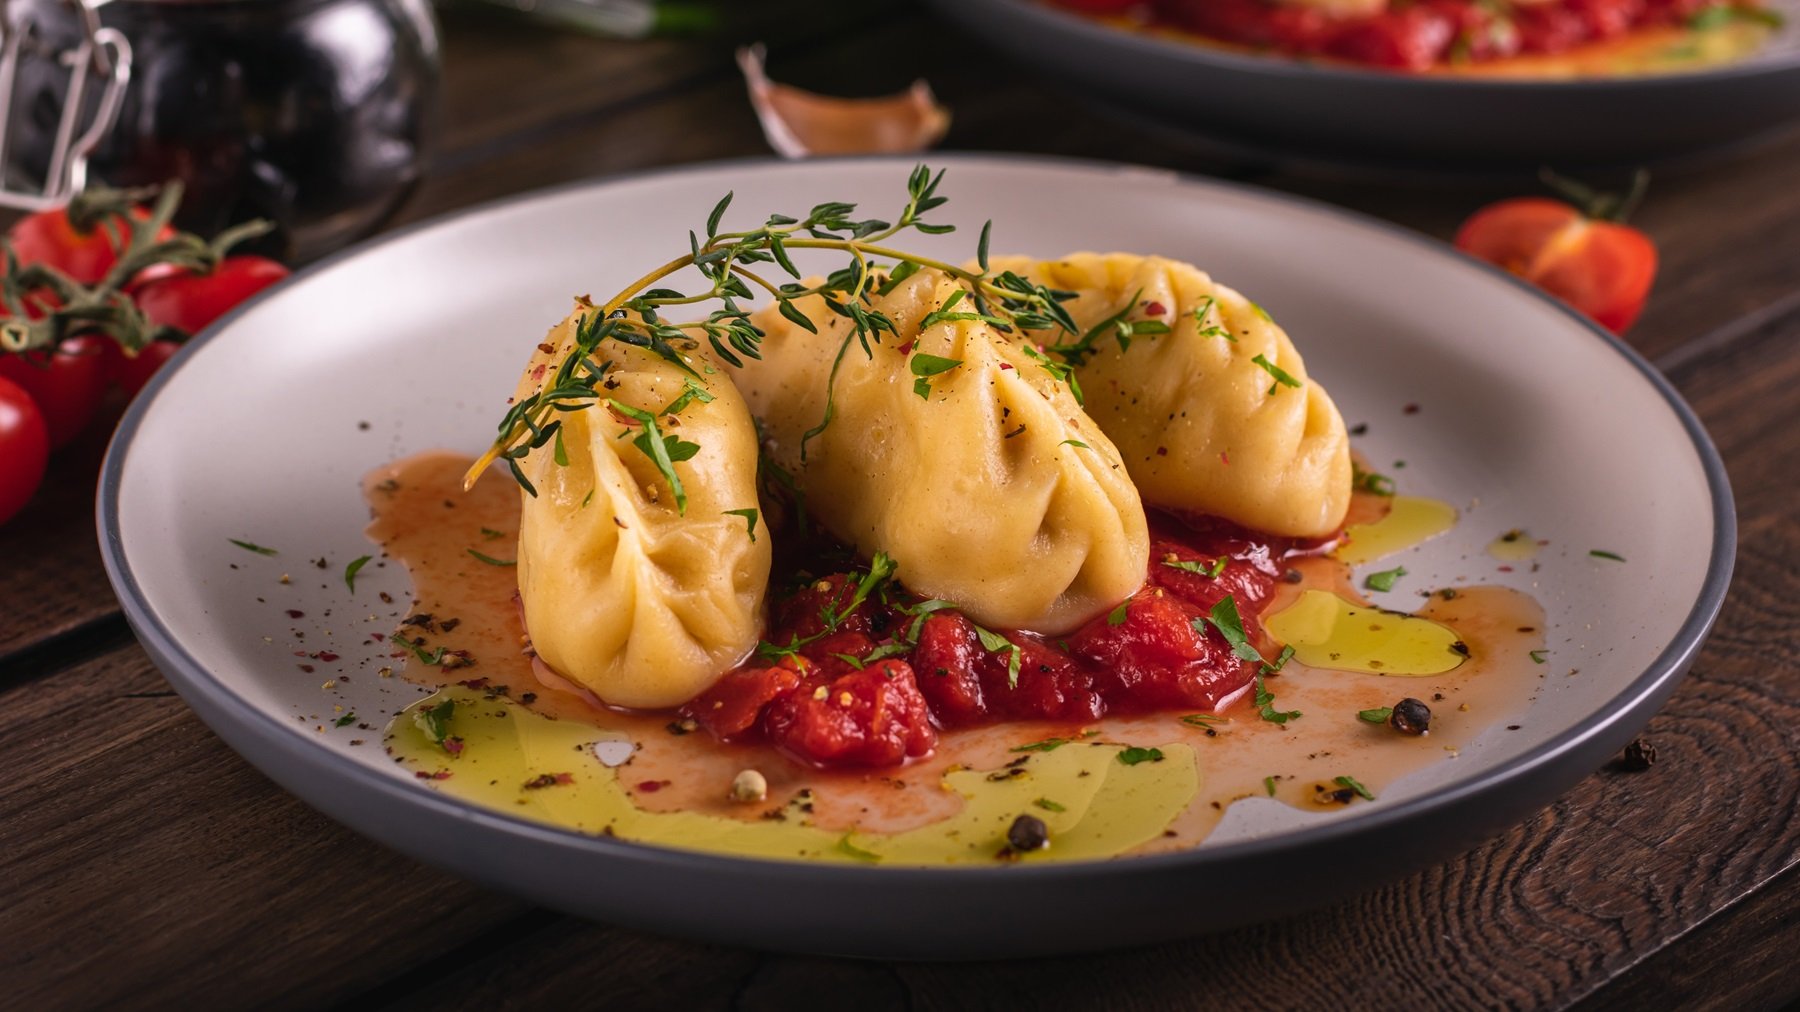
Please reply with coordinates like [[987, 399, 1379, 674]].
[[5, 4, 1798, 1008]]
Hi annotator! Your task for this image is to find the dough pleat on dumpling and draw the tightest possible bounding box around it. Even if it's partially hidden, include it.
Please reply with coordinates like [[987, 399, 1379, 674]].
[[729, 268, 1149, 635], [988, 253, 1351, 539], [514, 303, 771, 709]]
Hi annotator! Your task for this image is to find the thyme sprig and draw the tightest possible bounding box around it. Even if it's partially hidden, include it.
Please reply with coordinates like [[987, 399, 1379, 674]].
[[468, 165, 1082, 500]]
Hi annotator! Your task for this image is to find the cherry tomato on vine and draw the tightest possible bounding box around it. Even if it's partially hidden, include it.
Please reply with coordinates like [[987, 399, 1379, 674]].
[[1453, 173, 1658, 335], [108, 339, 182, 399], [8, 206, 175, 285], [131, 256, 290, 336], [0, 335, 112, 449], [0, 375, 49, 525]]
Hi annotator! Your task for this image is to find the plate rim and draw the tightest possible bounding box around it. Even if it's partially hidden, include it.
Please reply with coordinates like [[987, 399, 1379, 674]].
[[958, 0, 1800, 90], [97, 151, 1738, 884]]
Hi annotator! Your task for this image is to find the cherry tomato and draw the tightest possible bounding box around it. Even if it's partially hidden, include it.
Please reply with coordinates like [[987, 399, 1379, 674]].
[[0, 335, 112, 448], [0, 375, 49, 525], [109, 339, 182, 399], [8, 207, 174, 285], [131, 256, 290, 336], [1454, 197, 1657, 334]]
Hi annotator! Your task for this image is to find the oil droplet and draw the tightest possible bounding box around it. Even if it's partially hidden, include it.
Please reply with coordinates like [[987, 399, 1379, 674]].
[[385, 685, 1198, 865], [1486, 529, 1541, 562], [1334, 495, 1458, 565], [1265, 590, 1467, 676]]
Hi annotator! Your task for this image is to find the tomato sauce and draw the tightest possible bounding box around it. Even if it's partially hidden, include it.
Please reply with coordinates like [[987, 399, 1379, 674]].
[[682, 515, 1325, 770], [1058, 0, 1742, 72]]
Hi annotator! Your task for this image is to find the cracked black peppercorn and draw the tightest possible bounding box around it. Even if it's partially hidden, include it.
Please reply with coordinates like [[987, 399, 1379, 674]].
[[1006, 814, 1049, 852], [1389, 697, 1432, 735], [1619, 737, 1657, 771]]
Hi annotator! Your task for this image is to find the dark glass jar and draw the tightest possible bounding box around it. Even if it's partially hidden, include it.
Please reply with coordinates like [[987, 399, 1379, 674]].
[[5, 0, 440, 261]]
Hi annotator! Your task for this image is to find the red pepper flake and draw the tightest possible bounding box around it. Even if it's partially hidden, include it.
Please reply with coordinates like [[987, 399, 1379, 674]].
[[1220, 451, 1230, 465], [999, 362, 1014, 371], [1144, 301, 1167, 316], [415, 770, 453, 780], [897, 341, 915, 355], [636, 779, 671, 793], [1403, 403, 1420, 415], [1155, 446, 1168, 456], [1498, 565, 1515, 573], [298, 664, 315, 673], [370, 632, 385, 641], [459, 677, 490, 690], [443, 737, 465, 756], [286, 610, 305, 619], [315, 651, 339, 663], [523, 772, 574, 790]]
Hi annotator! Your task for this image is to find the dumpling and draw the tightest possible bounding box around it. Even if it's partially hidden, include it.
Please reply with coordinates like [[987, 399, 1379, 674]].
[[513, 303, 771, 709], [727, 267, 1148, 635], [987, 253, 1351, 539]]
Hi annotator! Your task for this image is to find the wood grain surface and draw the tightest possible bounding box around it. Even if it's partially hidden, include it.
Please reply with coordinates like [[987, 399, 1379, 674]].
[[3, 3, 1797, 1009]]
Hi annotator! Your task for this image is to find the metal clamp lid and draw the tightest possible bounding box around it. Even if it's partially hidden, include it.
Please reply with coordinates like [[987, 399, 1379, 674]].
[[0, 0, 131, 211]]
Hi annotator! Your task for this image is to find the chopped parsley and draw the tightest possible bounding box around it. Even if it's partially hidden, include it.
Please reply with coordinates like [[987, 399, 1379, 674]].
[[1589, 550, 1626, 562], [1363, 566, 1407, 592], [1358, 707, 1394, 724], [344, 554, 373, 592], [900, 598, 957, 643], [1180, 713, 1227, 729], [228, 538, 278, 556], [1251, 353, 1300, 394], [918, 288, 1006, 332], [1334, 775, 1375, 801], [1529, 649, 1548, 664], [1034, 797, 1067, 813], [480, 527, 505, 540], [659, 375, 715, 416], [1059, 438, 1090, 449], [724, 507, 759, 542], [1254, 672, 1301, 725], [335, 712, 357, 727], [825, 552, 898, 630], [1249, 300, 1273, 323], [1117, 746, 1164, 766], [1263, 775, 1277, 797], [1351, 461, 1396, 496], [1011, 732, 1094, 753], [909, 352, 963, 399], [467, 549, 516, 566], [1164, 556, 1228, 578], [413, 698, 455, 746], [1107, 600, 1131, 626], [1200, 595, 1266, 666], [973, 625, 1023, 689]]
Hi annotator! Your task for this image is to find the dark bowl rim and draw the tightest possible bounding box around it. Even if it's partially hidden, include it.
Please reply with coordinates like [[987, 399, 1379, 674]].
[[97, 151, 1737, 888], [952, 0, 1800, 90]]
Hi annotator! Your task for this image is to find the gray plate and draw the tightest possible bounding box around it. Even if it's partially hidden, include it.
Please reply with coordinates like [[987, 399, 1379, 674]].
[[98, 154, 1733, 958], [929, 0, 1800, 170]]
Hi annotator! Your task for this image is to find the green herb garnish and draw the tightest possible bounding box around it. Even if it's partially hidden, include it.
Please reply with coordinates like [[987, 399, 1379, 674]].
[[414, 698, 455, 745], [1263, 776, 1277, 797], [1107, 600, 1130, 626], [1589, 550, 1626, 562], [467, 549, 516, 567], [1351, 461, 1396, 497], [1059, 438, 1090, 449], [1254, 672, 1301, 725], [1200, 595, 1266, 666], [1164, 556, 1228, 578], [1358, 707, 1394, 723], [1180, 713, 1227, 729], [974, 625, 1023, 689], [1117, 746, 1164, 766], [1529, 649, 1548, 664], [724, 507, 759, 542], [1251, 353, 1300, 394], [1334, 775, 1375, 801], [1034, 797, 1067, 813], [608, 399, 702, 514], [335, 713, 357, 727], [228, 538, 278, 556], [344, 554, 372, 592], [1363, 566, 1407, 592], [909, 352, 963, 399]]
